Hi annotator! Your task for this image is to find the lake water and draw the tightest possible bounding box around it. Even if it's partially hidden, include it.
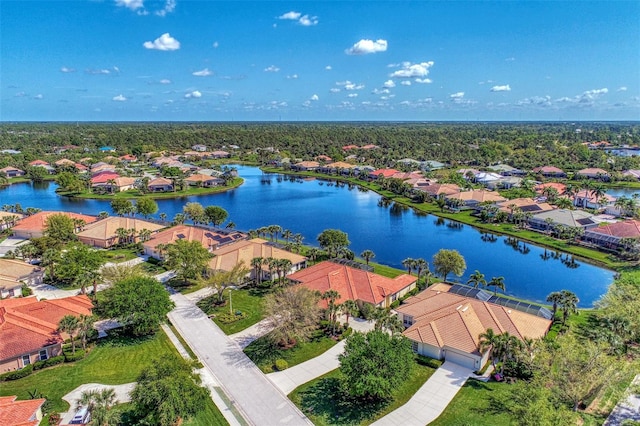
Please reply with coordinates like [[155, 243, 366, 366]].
[[0, 166, 614, 306]]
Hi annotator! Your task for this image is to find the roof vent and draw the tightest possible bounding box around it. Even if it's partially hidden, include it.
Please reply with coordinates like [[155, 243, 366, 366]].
[[456, 305, 463, 310], [461, 306, 469, 312], [507, 310, 512, 314]]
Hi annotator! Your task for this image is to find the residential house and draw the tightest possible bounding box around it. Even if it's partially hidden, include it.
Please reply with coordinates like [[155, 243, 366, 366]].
[[91, 163, 117, 175], [210, 238, 307, 281], [318, 161, 356, 174], [535, 182, 567, 197], [573, 189, 616, 209], [0, 167, 25, 178], [0, 295, 93, 372], [147, 177, 174, 192], [292, 161, 320, 172], [474, 172, 503, 185], [27, 160, 55, 174], [496, 198, 555, 216], [457, 168, 481, 179], [445, 190, 507, 208], [77, 217, 165, 248], [583, 220, 640, 251], [490, 176, 523, 190], [342, 145, 359, 151], [0, 149, 21, 155], [288, 261, 417, 309], [54, 159, 75, 168], [575, 168, 610, 181], [191, 144, 207, 152], [143, 225, 246, 259], [396, 283, 551, 369], [391, 171, 424, 181], [12, 211, 97, 239], [211, 150, 230, 159], [0, 259, 44, 298], [622, 170, 640, 180], [419, 183, 461, 198], [315, 155, 333, 163], [0, 395, 46, 426], [185, 174, 224, 187], [532, 166, 566, 178], [0, 212, 23, 231], [528, 209, 598, 233], [369, 169, 399, 179], [119, 154, 137, 163], [487, 164, 525, 176], [99, 146, 116, 152], [422, 160, 446, 171], [361, 144, 379, 150]]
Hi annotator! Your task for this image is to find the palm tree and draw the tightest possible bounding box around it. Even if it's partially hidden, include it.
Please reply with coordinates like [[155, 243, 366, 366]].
[[58, 315, 80, 354], [360, 249, 375, 265], [402, 257, 415, 275], [487, 276, 506, 295], [251, 257, 264, 286], [282, 229, 293, 242], [158, 212, 167, 222], [559, 290, 579, 326], [138, 228, 152, 243], [478, 328, 500, 368], [341, 299, 359, 327], [267, 225, 282, 242], [277, 259, 293, 285], [308, 247, 320, 262], [414, 258, 428, 282], [172, 213, 186, 225], [546, 291, 563, 320], [77, 388, 118, 426], [77, 314, 96, 351], [322, 290, 341, 336], [115, 227, 128, 246], [467, 270, 487, 289]]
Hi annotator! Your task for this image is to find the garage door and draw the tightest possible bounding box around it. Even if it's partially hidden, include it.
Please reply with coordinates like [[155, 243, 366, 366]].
[[444, 349, 477, 369]]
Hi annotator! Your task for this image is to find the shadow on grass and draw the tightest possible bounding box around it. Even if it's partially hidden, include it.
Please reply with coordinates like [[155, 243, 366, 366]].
[[97, 329, 155, 348], [298, 376, 391, 425], [243, 335, 279, 366]]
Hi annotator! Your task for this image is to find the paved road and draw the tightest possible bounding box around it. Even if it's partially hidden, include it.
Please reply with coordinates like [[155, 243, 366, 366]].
[[604, 374, 640, 426], [0, 237, 27, 257], [167, 292, 313, 426], [371, 361, 473, 426]]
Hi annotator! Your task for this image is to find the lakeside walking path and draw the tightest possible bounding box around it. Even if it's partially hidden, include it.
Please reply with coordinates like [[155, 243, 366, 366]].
[[371, 361, 473, 426], [166, 290, 313, 426]]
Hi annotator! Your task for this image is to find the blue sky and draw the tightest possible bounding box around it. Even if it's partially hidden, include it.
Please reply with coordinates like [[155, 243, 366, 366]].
[[2, 0, 639, 121]]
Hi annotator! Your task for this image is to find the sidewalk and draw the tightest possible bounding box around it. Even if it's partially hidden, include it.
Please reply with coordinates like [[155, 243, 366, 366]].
[[229, 317, 275, 349], [167, 291, 312, 425], [604, 374, 640, 426], [266, 316, 374, 395], [371, 361, 473, 426]]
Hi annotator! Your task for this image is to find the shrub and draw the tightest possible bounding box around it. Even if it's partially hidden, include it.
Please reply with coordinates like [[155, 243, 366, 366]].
[[21, 284, 33, 297], [274, 359, 288, 371], [415, 354, 442, 369], [48, 413, 61, 425], [339, 327, 353, 341], [215, 311, 247, 323], [390, 300, 400, 309], [33, 356, 64, 370], [63, 350, 86, 363], [0, 364, 33, 381]]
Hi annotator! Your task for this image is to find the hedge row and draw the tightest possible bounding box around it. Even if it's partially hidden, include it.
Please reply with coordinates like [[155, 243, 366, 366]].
[[0, 351, 86, 381]]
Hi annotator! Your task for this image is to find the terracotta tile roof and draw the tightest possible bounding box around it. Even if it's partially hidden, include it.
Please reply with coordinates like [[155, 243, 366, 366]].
[[185, 174, 221, 184], [28, 160, 49, 166], [0, 212, 24, 221], [622, 170, 640, 179], [446, 190, 507, 203], [54, 159, 75, 166], [0, 295, 93, 362], [588, 220, 640, 239], [370, 169, 399, 178], [0, 396, 45, 426], [0, 167, 24, 174], [12, 211, 98, 234], [530, 209, 596, 228], [211, 150, 230, 157], [77, 217, 165, 241], [294, 161, 320, 168], [288, 261, 417, 307], [420, 183, 461, 197], [325, 161, 356, 169], [342, 145, 359, 150], [535, 182, 566, 194], [398, 284, 551, 355], [148, 177, 173, 186], [361, 144, 379, 149], [391, 171, 423, 180], [532, 165, 565, 174], [496, 198, 555, 214], [143, 225, 246, 252], [90, 172, 121, 184], [113, 177, 136, 187], [210, 238, 306, 272], [0, 259, 42, 281], [576, 168, 610, 176]]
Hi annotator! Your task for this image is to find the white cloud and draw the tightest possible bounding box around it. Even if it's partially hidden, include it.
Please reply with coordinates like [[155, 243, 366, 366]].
[[298, 15, 318, 26], [192, 68, 213, 77], [184, 90, 202, 99], [310, 94, 319, 101], [325, 65, 332, 71], [143, 33, 180, 51], [115, 0, 144, 11], [372, 88, 390, 95], [505, 57, 516, 62], [33, 94, 43, 100], [336, 80, 364, 90], [617, 86, 628, 92], [278, 11, 301, 20], [329, 88, 340, 93], [159, 79, 172, 84], [490, 84, 511, 92], [450, 92, 465, 99], [415, 78, 432, 84], [383, 80, 396, 88], [286, 74, 298, 79], [14, 92, 26, 98], [347, 93, 358, 98], [580, 88, 608, 101], [401, 81, 411, 86], [60, 66, 75, 73], [345, 39, 388, 55], [389, 61, 434, 78], [112, 94, 127, 101], [86, 68, 111, 75], [213, 41, 219, 48], [155, 0, 176, 17], [264, 65, 280, 73], [516, 96, 552, 107]]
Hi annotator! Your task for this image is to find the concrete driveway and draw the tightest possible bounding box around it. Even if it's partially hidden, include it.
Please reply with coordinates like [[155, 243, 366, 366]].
[[60, 383, 135, 425], [371, 361, 473, 426], [0, 237, 28, 256]]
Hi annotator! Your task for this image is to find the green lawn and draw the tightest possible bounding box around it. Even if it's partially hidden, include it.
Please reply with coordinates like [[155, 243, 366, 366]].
[[289, 360, 440, 425], [429, 379, 514, 426], [197, 289, 266, 334], [101, 247, 140, 262], [244, 333, 339, 373], [0, 330, 229, 425]]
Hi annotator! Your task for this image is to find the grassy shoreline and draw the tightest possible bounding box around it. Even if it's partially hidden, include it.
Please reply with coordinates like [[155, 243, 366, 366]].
[[56, 177, 244, 200], [260, 166, 629, 271]]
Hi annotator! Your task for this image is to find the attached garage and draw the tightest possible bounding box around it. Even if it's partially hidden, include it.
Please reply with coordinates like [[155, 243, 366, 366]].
[[443, 347, 481, 370]]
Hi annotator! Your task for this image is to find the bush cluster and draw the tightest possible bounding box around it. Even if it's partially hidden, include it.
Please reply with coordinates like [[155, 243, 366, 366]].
[[274, 359, 288, 371]]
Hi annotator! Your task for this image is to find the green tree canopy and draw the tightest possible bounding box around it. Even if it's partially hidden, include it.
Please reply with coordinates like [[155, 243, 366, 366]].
[[183, 202, 205, 224], [44, 213, 77, 243], [317, 229, 350, 258], [339, 330, 414, 400], [111, 199, 134, 216], [130, 356, 209, 426], [135, 198, 158, 218], [204, 205, 228, 227], [164, 239, 213, 284], [56, 242, 104, 292], [432, 249, 467, 282], [101, 276, 174, 336], [263, 286, 322, 347]]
